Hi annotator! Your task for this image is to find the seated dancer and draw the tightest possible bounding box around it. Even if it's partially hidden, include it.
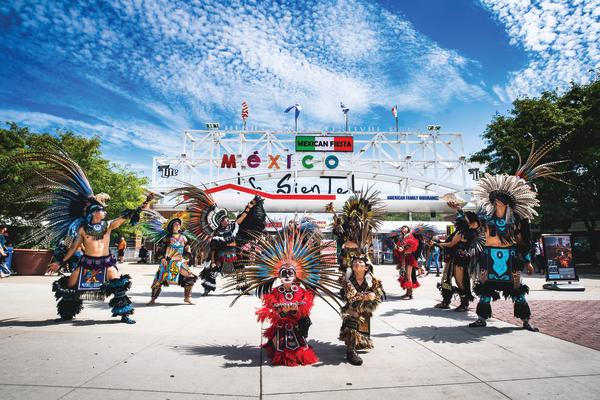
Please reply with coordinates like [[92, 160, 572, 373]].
[[141, 210, 198, 305], [394, 224, 436, 299], [453, 137, 568, 331], [227, 228, 341, 366], [171, 186, 266, 296], [434, 210, 483, 311], [327, 189, 384, 295], [14, 147, 149, 324], [339, 256, 384, 366]]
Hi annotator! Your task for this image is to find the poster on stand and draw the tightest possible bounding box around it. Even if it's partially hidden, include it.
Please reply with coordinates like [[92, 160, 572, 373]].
[[542, 234, 578, 281]]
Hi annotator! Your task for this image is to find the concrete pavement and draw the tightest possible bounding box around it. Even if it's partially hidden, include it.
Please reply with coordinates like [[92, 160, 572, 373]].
[[1, 263, 599, 400]]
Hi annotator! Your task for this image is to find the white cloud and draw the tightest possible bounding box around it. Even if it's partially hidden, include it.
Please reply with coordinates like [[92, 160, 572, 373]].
[[0, 108, 181, 160], [480, 0, 600, 102], [0, 0, 487, 154]]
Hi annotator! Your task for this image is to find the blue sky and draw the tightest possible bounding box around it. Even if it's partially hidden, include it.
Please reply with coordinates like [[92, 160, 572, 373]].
[[0, 0, 598, 176]]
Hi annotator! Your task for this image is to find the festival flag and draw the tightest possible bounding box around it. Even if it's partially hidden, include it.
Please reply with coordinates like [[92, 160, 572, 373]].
[[241, 101, 249, 121], [391, 105, 397, 118], [241, 101, 249, 130], [340, 102, 350, 114], [284, 104, 302, 132], [340, 102, 350, 132]]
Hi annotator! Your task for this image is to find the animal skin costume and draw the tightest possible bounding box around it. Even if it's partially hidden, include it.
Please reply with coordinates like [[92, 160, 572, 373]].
[[339, 255, 384, 366], [327, 189, 384, 296]]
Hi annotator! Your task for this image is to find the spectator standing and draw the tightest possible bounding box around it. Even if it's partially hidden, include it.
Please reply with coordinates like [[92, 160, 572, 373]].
[[428, 241, 442, 276], [535, 237, 546, 274], [117, 237, 127, 263], [138, 245, 149, 263], [0, 226, 10, 277]]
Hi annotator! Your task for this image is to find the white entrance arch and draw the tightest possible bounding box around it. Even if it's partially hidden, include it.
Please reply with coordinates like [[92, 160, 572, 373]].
[[150, 129, 480, 212]]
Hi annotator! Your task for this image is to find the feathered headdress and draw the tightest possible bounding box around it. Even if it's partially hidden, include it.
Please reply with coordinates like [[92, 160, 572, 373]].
[[171, 184, 267, 249], [169, 184, 227, 247], [139, 209, 194, 243], [10, 144, 107, 246], [329, 188, 384, 250], [389, 224, 438, 241], [474, 135, 568, 221], [410, 223, 439, 240], [513, 134, 569, 182], [225, 228, 342, 312], [474, 174, 540, 220]]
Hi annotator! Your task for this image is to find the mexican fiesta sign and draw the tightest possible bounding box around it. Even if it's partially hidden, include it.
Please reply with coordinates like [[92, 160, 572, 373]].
[[295, 136, 353, 152]]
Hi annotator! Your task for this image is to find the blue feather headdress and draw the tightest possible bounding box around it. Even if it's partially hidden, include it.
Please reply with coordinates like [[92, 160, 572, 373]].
[[139, 209, 196, 243], [12, 144, 108, 247]]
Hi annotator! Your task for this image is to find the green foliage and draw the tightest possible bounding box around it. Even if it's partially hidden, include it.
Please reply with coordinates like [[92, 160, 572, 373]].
[[471, 78, 600, 232], [0, 122, 148, 242]]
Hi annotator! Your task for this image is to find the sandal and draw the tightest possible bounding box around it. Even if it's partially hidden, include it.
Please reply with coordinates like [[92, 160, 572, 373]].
[[468, 318, 486, 328], [523, 321, 539, 332], [121, 316, 136, 324]]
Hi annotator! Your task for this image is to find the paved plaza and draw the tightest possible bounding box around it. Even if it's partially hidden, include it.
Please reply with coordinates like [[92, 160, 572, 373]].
[[1, 264, 599, 400]]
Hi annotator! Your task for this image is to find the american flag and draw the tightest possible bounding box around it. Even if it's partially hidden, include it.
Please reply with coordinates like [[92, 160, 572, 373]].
[[392, 105, 397, 118], [241, 101, 249, 121]]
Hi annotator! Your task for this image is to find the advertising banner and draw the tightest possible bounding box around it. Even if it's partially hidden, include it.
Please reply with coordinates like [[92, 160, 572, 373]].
[[542, 234, 578, 281]]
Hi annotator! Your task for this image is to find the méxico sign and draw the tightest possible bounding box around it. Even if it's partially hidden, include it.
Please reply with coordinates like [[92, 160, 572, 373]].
[[295, 135, 353, 152]]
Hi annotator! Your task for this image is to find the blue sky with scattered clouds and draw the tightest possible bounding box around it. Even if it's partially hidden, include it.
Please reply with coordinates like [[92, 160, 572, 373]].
[[1, 0, 598, 176]]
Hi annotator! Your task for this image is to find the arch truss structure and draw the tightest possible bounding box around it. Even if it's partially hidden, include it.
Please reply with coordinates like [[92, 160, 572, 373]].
[[150, 129, 475, 209]]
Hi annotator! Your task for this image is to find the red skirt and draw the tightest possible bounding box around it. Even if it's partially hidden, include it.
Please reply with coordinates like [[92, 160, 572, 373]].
[[398, 275, 420, 289]]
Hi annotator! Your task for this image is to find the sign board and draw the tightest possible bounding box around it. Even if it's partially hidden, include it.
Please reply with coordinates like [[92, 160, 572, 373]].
[[387, 195, 439, 200], [542, 234, 578, 281], [295, 136, 353, 152]]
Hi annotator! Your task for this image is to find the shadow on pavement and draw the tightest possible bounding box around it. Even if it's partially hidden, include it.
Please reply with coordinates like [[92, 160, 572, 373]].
[[0, 317, 120, 327], [380, 307, 473, 321], [175, 343, 262, 368], [134, 302, 193, 308], [310, 340, 347, 366], [399, 324, 520, 344], [174, 340, 348, 368], [132, 291, 237, 299]]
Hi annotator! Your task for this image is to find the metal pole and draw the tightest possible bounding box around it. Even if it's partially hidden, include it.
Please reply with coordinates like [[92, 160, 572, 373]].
[[345, 114, 348, 132]]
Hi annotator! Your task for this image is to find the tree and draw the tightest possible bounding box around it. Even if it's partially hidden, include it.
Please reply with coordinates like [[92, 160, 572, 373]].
[[471, 78, 600, 263], [0, 123, 149, 244]]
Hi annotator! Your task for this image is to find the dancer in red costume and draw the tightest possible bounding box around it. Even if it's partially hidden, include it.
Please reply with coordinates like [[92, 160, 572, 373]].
[[228, 228, 341, 366], [256, 267, 318, 366], [393, 224, 437, 299]]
